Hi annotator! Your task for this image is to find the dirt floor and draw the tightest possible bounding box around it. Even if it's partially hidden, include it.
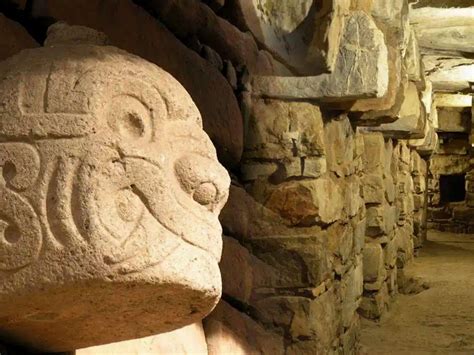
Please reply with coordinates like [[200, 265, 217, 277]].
[[360, 230, 474, 354]]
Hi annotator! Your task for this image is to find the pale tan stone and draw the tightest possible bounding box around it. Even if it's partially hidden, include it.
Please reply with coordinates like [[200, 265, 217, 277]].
[[244, 99, 325, 160], [252, 11, 389, 101], [77, 323, 208, 355], [204, 301, 284, 355], [368, 82, 426, 139], [0, 24, 230, 352], [32, 0, 244, 168]]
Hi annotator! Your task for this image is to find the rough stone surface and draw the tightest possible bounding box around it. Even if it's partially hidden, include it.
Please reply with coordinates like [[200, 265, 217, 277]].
[[77, 323, 208, 354], [0, 24, 230, 352], [252, 11, 389, 101], [204, 301, 284, 355], [32, 0, 244, 168]]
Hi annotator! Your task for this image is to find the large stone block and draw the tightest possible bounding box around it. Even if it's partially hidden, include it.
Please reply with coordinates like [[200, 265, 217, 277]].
[[220, 236, 278, 304], [77, 323, 208, 355], [223, 0, 350, 74], [204, 301, 284, 355], [253, 289, 338, 347], [32, 0, 243, 168], [368, 82, 426, 139], [0, 14, 38, 61], [362, 132, 385, 174], [348, 31, 402, 118], [404, 28, 423, 83], [324, 115, 355, 177], [137, 0, 283, 75], [359, 283, 390, 319], [252, 11, 388, 101], [244, 99, 325, 160], [363, 243, 385, 283], [264, 178, 344, 226], [366, 203, 397, 237], [363, 174, 385, 204], [437, 107, 471, 133], [341, 258, 363, 327], [249, 235, 332, 288], [371, 0, 410, 51], [0, 24, 231, 351]]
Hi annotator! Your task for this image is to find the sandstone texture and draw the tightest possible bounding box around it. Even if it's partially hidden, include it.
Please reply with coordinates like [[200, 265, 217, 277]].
[[0, 0, 461, 353], [0, 23, 230, 352], [32, 0, 244, 168], [252, 11, 389, 101]]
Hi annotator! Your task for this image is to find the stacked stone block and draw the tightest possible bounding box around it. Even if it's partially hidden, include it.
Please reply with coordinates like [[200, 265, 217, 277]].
[[0, 0, 435, 353], [359, 135, 425, 319], [217, 97, 367, 354]]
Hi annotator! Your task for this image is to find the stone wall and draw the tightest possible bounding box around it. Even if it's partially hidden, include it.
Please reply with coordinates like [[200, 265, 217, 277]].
[[0, 0, 437, 353], [427, 95, 474, 233]]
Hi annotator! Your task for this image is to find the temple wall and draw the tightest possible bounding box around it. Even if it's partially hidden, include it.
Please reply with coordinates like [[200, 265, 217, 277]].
[[0, 0, 440, 353]]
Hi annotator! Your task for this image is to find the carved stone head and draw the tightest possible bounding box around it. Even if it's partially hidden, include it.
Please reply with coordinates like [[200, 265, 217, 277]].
[[0, 23, 230, 351]]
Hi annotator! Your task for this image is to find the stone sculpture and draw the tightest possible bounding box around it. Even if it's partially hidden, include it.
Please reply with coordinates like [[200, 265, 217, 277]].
[[0, 23, 230, 352]]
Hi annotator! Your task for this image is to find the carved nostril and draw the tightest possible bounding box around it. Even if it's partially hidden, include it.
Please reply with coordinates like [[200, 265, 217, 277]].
[[193, 182, 218, 206]]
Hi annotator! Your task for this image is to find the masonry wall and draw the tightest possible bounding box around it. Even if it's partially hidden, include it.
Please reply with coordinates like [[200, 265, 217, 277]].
[[0, 0, 434, 353], [427, 142, 474, 233]]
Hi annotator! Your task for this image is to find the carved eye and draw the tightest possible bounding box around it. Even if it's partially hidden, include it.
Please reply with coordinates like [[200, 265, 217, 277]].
[[106, 95, 152, 142]]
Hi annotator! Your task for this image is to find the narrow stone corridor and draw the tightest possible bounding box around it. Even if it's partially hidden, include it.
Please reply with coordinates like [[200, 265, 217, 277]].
[[360, 231, 474, 354]]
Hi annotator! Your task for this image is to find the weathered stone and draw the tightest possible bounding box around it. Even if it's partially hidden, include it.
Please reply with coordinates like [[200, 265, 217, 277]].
[[411, 7, 474, 55], [384, 175, 396, 204], [366, 203, 397, 237], [219, 185, 294, 241], [371, 0, 409, 51], [32, 0, 244, 168], [250, 235, 332, 288], [435, 94, 473, 108], [0, 14, 38, 61], [384, 237, 398, 268], [77, 323, 208, 355], [437, 107, 471, 133], [204, 301, 284, 355], [363, 174, 385, 204], [404, 28, 423, 83], [359, 283, 390, 319], [341, 259, 363, 327], [353, 217, 367, 255], [220, 236, 277, 303], [0, 24, 230, 352], [344, 176, 364, 218], [264, 178, 344, 226], [363, 243, 385, 283], [252, 12, 389, 101], [134, 0, 282, 75], [348, 30, 402, 117], [362, 132, 385, 175], [244, 99, 325, 160], [254, 289, 338, 346], [368, 82, 426, 139], [325, 115, 355, 177], [241, 161, 278, 182], [430, 155, 470, 175], [422, 55, 474, 92], [223, 0, 348, 74]]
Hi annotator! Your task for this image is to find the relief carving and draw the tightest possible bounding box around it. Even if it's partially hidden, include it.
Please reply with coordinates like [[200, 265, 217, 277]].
[[0, 23, 230, 352]]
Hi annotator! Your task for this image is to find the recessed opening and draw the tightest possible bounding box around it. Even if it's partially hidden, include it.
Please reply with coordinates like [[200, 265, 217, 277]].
[[440, 174, 466, 204]]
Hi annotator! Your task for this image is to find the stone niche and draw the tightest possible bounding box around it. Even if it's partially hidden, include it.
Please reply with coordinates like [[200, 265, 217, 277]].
[[0, 23, 230, 352]]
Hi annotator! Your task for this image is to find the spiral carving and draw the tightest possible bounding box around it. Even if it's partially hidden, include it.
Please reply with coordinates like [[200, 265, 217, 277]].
[[0, 143, 42, 271]]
